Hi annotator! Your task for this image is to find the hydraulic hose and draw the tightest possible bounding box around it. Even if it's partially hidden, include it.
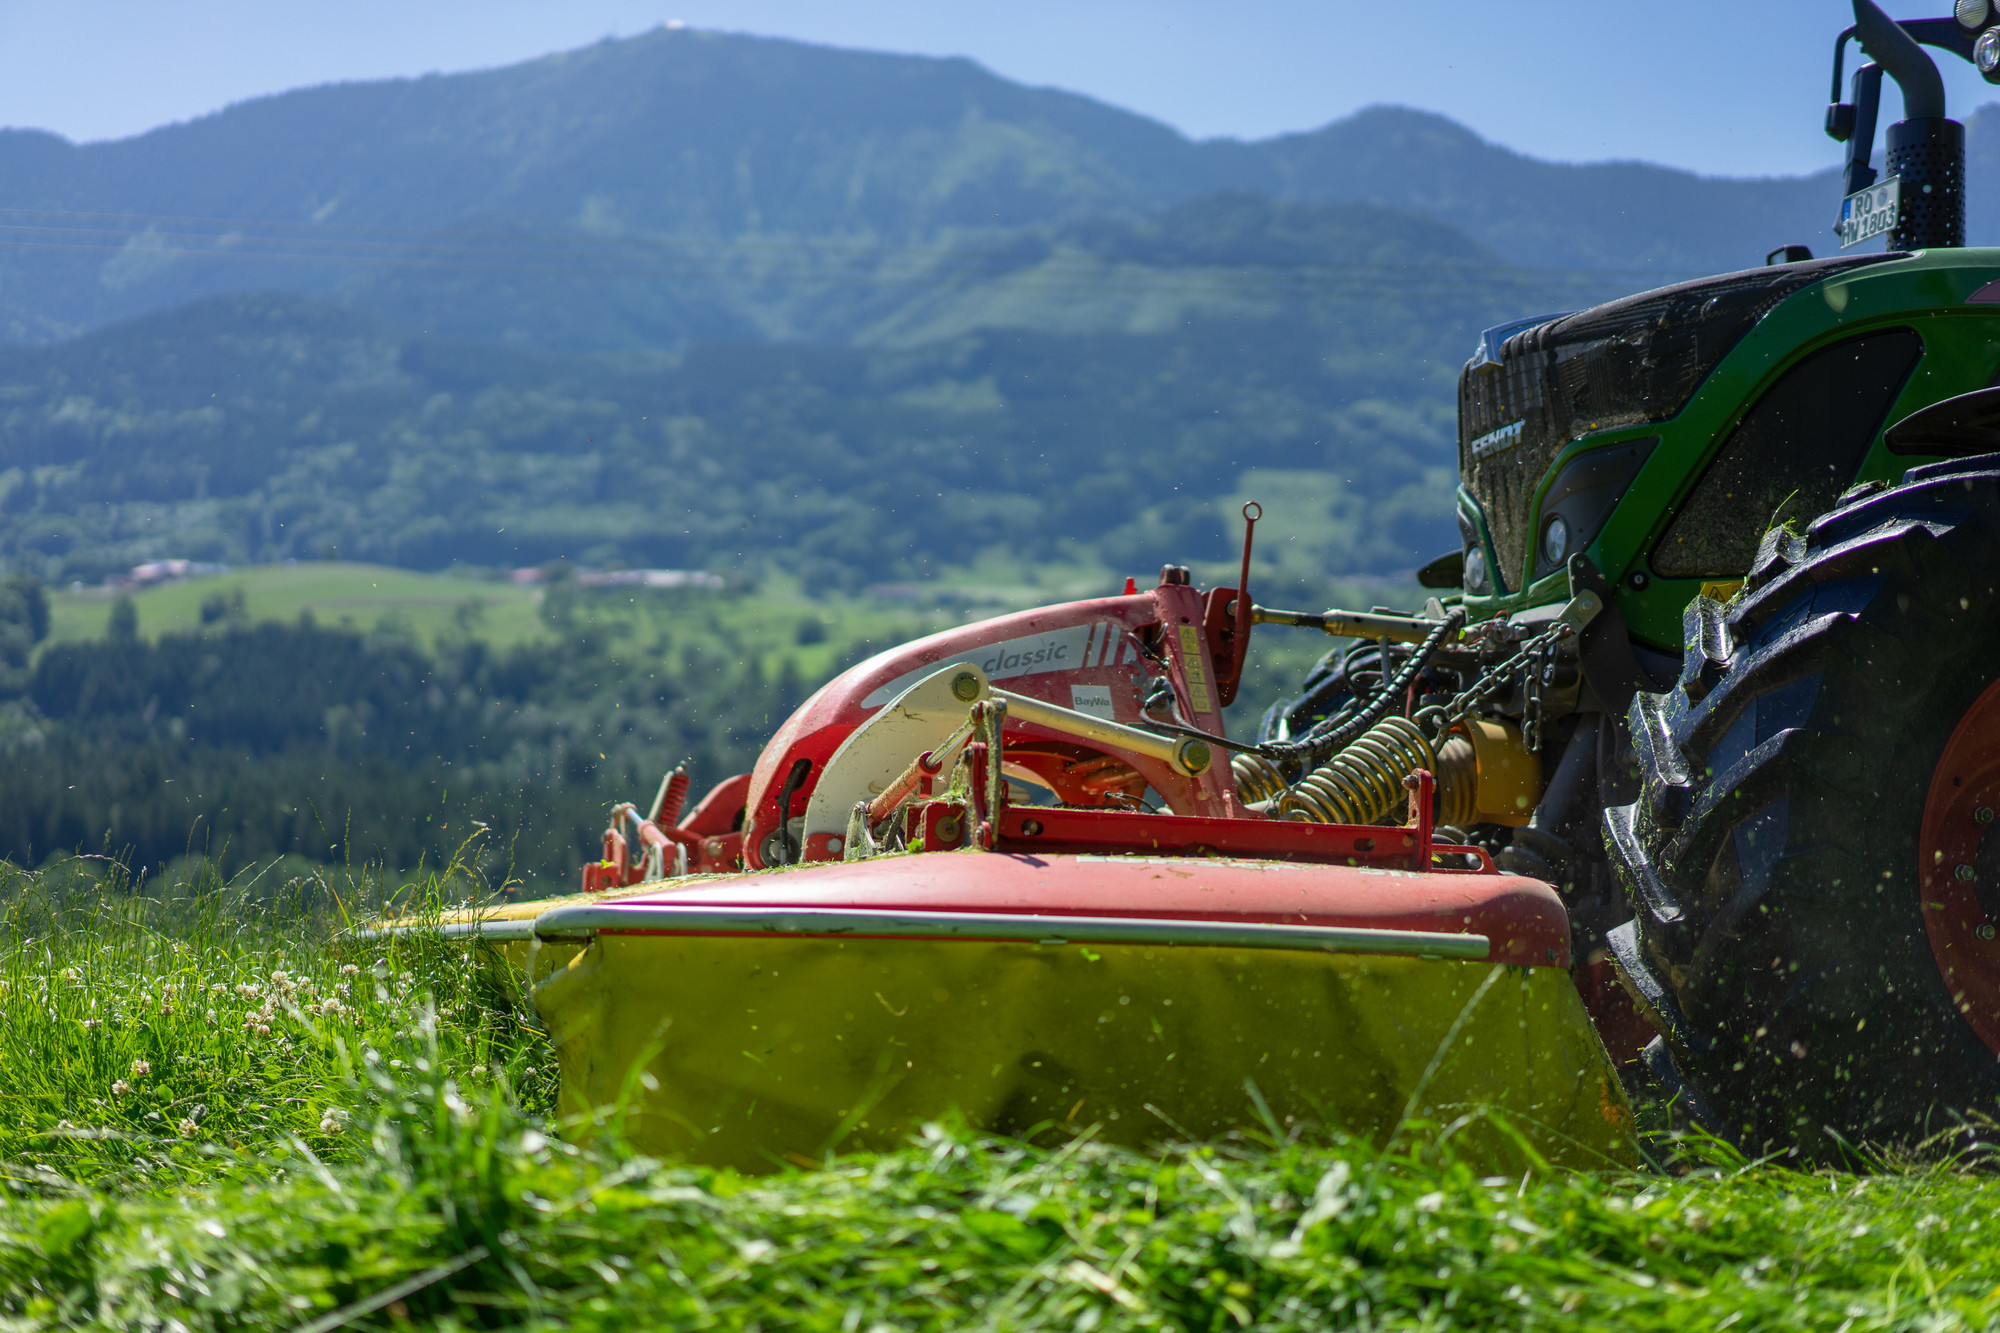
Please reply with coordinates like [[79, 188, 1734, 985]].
[[1256, 607, 1466, 767]]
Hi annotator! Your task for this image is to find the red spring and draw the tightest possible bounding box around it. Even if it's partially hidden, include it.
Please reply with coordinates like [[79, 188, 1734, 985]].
[[652, 767, 691, 827]]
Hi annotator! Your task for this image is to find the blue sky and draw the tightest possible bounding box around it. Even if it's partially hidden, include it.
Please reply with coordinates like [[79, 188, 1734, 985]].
[[4, 1, 1996, 177]]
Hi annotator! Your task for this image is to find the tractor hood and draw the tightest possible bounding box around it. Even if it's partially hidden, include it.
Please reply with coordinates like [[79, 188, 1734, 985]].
[[1457, 254, 1897, 591]]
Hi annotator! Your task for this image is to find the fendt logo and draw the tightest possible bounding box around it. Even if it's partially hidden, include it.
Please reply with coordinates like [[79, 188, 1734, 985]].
[[1469, 420, 1525, 460]]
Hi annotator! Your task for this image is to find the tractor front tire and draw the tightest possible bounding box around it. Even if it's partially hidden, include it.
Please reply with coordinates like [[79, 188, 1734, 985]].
[[1605, 456, 2000, 1158]]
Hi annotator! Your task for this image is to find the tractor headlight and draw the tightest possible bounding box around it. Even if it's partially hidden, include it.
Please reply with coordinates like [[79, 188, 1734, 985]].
[[1539, 514, 1570, 568], [1530, 438, 1657, 580], [1979, 26, 2000, 78], [1463, 546, 1490, 594], [1960, 0, 1992, 29]]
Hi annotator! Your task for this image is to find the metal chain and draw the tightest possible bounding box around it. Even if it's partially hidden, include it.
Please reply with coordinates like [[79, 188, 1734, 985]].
[[1411, 619, 1577, 743], [1522, 636, 1548, 751]]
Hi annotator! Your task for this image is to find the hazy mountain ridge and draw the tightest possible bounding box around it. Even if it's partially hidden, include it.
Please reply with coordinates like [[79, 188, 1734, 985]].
[[0, 26, 1925, 352]]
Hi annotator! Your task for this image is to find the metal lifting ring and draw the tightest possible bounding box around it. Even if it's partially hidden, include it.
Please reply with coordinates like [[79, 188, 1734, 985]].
[[1278, 715, 1437, 826]]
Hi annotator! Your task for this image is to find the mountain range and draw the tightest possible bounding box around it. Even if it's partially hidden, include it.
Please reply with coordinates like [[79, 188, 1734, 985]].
[[0, 25, 1952, 352], [2, 24, 1992, 592]]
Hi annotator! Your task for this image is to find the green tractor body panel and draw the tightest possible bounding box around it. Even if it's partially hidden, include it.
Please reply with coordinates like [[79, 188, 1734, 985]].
[[1346, 3, 2000, 1156], [1457, 247, 2000, 649]]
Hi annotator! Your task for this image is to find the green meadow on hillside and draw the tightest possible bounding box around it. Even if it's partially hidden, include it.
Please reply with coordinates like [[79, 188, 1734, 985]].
[[46, 564, 548, 652], [40, 562, 960, 678]]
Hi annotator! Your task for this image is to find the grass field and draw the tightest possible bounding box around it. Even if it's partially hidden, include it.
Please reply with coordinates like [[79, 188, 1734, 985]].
[[45, 563, 549, 650], [40, 562, 976, 681], [37, 560, 1349, 732], [3, 855, 2000, 1330]]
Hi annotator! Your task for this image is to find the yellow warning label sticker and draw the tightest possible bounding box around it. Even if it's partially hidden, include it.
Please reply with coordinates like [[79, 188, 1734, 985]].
[[1177, 625, 1213, 715]]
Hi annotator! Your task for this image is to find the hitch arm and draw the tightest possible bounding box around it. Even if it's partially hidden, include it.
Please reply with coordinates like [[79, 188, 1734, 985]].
[[1251, 605, 1456, 644]]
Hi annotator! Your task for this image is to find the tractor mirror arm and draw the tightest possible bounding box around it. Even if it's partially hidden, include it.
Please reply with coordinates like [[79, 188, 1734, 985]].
[[1843, 63, 1884, 195], [1852, 0, 1945, 120], [1827, 15, 1975, 145]]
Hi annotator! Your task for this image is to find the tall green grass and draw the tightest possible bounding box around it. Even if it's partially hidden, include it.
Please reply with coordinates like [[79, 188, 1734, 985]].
[[0, 855, 552, 1192], [4, 854, 2000, 1330]]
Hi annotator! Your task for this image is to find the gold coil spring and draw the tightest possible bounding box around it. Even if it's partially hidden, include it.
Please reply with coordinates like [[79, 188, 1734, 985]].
[[1431, 734, 1477, 829], [1229, 750, 1292, 805], [1277, 715, 1437, 825]]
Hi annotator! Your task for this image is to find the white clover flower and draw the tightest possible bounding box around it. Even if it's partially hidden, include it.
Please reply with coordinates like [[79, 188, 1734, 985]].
[[319, 1117, 344, 1134], [111, 1079, 131, 1096], [257, 1024, 271, 1037], [269, 970, 289, 983], [209, 983, 226, 994], [340, 964, 360, 976], [82, 1018, 100, 1031], [204, 1009, 217, 1022], [319, 998, 342, 1016], [129, 1059, 151, 1079], [176, 1118, 199, 1138]]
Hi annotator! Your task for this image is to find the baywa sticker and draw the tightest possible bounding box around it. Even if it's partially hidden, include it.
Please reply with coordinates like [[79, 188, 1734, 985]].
[[860, 623, 1137, 708], [1069, 684, 1115, 719]]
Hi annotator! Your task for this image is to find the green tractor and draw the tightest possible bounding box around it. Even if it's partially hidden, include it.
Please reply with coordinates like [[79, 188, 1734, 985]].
[[1260, 0, 2000, 1155]]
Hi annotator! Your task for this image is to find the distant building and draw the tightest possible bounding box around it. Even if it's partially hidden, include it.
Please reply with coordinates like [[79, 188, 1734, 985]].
[[575, 569, 725, 590], [115, 560, 229, 590]]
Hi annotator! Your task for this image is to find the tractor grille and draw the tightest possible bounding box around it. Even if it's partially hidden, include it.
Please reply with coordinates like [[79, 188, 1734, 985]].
[[1458, 254, 1898, 588]]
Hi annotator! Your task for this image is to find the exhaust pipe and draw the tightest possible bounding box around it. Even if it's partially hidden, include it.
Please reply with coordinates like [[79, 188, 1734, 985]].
[[1853, 0, 1963, 249]]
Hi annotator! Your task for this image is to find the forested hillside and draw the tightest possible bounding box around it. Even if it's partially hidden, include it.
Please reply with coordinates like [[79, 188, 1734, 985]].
[[0, 578, 933, 880], [0, 194, 1625, 593]]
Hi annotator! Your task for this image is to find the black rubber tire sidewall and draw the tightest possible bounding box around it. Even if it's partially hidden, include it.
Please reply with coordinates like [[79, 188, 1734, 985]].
[[1613, 467, 2000, 1155]]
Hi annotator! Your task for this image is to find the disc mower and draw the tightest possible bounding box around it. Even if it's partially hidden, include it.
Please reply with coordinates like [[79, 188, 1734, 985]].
[[421, 0, 2000, 1166]]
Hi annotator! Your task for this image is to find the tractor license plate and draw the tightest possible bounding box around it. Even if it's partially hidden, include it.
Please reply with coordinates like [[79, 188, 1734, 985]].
[[1838, 177, 1899, 249]]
